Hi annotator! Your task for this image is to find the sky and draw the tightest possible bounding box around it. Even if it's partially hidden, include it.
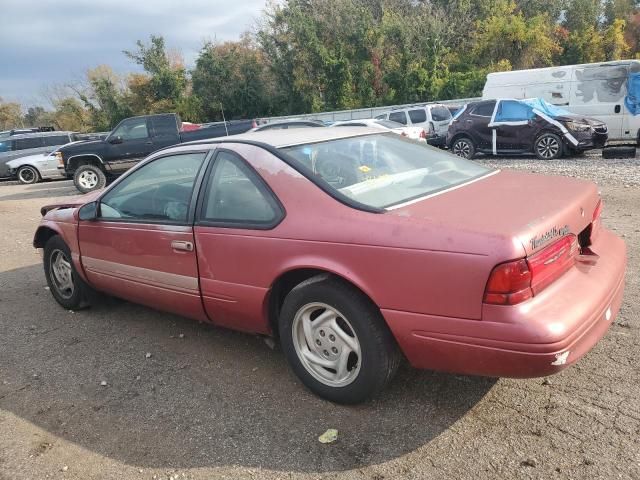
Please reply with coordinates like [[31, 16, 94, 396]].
[[0, 0, 267, 107]]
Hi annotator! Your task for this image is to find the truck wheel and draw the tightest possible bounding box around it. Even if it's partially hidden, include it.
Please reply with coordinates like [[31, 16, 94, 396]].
[[74, 164, 106, 193], [534, 133, 563, 160], [451, 137, 476, 159], [279, 275, 401, 404], [17, 165, 41, 184]]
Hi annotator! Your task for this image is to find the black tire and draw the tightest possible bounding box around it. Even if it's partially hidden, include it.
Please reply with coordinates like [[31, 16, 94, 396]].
[[17, 165, 41, 184], [278, 275, 401, 404], [451, 136, 476, 159], [534, 133, 563, 160], [43, 235, 93, 310], [73, 164, 106, 193]]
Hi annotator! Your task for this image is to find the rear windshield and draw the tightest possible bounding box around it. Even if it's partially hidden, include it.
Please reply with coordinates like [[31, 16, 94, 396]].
[[376, 120, 404, 129], [281, 133, 491, 209], [408, 109, 427, 123], [430, 106, 452, 122]]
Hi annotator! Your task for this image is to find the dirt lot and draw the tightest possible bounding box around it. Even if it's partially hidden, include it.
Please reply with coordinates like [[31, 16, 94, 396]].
[[0, 153, 638, 480]]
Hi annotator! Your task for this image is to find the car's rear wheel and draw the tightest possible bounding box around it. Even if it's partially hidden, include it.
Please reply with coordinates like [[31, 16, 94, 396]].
[[451, 137, 476, 159], [74, 164, 106, 193], [17, 165, 40, 184], [279, 275, 401, 404], [534, 133, 563, 160], [44, 235, 92, 310]]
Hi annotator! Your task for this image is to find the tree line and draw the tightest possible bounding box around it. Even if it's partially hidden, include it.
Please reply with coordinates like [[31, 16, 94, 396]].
[[2, 0, 639, 132]]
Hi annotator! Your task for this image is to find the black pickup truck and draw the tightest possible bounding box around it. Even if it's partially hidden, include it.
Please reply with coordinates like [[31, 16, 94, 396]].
[[57, 113, 254, 193]]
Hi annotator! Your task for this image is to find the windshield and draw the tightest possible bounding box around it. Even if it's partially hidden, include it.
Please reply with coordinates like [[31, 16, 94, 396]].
[[281, 133, 492, 209]]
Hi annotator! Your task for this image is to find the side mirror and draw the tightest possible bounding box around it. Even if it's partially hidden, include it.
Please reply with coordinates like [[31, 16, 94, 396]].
[[78, 201, 99, 221], [108, 135, 123, 144]]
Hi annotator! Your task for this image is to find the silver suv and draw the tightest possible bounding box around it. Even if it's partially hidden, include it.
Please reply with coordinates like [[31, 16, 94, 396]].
[[376, 104, 452, 147], [0, 131, 76, 178]]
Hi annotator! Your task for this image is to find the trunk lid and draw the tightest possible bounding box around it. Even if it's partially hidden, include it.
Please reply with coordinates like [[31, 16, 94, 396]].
[[387, 170, 600, 257]]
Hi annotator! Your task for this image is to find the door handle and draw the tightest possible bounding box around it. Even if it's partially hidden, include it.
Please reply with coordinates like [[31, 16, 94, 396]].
[[171, 240, 194, 252], [145, 141, 153, 145]]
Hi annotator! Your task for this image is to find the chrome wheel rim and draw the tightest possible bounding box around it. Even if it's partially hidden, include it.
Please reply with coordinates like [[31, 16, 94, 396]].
[[453, 140, 471, 158], [50, 249, 74, 299], [537, 136, 560, 159], [78, 171, 98, 189], [292, 302, 361, 387], [18, 167, 37, 184]]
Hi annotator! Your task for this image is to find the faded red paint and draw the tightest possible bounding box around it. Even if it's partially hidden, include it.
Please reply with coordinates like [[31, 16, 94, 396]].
[[35, 141, 627, 379]]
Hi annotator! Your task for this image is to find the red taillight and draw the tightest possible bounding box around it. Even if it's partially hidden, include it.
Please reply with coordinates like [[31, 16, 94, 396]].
[[527, 235, 578, 295], [484, 235, 578, 305], [483, 259, 532, 305], [420, 129, 427, 139], [251, 119, 258, 129], [401, 131, 407, 137]]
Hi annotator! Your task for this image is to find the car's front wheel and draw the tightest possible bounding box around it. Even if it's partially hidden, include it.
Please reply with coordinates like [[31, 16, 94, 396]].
[[279, 275, 401, 404], [74, 164, 106, 193], [43, 235, 93, 310], [451, 137, 476, 159], [534, 133, 563, 160], [17, 165, 40, 184]]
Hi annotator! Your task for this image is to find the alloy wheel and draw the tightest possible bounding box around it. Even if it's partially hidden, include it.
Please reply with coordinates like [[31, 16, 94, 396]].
[[453, 140, 471, 158], [50, 249, 75, 299], [291, 302, 362, 387], [536, 136, 560, 159], [18, 166, 37, 184]]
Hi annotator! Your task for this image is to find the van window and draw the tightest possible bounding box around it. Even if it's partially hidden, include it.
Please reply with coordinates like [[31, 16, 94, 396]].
[[14, 137, 44, 150], [408, 109, 427, 123], [389, 111, 407, 125], [431, 106, 452, 122]]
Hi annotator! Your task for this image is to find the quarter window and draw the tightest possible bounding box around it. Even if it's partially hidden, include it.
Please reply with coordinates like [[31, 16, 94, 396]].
[[389, 111, 407, 125], [43, 135, 71, 147], [99, 152, 206, 223], [408, 109, 427, 123], [201, 151, 280, 227], [471, 102, 496, 117]]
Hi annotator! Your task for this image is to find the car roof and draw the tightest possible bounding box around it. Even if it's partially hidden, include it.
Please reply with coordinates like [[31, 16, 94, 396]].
[[184, 126, 382, 149]]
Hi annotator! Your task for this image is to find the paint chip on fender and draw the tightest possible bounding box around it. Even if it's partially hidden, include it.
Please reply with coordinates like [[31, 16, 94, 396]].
[[551, 351, 570, 366]]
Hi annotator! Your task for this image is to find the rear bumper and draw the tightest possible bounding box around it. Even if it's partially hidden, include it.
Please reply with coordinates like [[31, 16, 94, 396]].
[[427, 135, 447, 147], [382, 228, 626, 378]]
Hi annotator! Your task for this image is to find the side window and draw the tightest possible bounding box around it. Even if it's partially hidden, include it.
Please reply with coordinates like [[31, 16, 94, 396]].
[[495, 100, 534, 122], [431, 106, 452, 122], [389, 111, 407, 125], [201, 151, 281, 227], [0, 140, 13, 153], [408, 109, 427, 123], [375, 114, 387, 120], [43, 135, 71, 147], [151, 115, 178, 137], [111, 118, 149, 141], [470, 102, 496, 117], [100, 152, 206, 223], [14, 137, 44, 150]]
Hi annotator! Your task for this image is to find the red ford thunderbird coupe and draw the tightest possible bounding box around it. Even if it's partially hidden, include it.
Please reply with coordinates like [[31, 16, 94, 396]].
[[34, 128, 626, 403]]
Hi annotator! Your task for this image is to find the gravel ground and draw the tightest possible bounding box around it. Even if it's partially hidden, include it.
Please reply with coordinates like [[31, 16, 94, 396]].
[[0, 153, 638, 480]]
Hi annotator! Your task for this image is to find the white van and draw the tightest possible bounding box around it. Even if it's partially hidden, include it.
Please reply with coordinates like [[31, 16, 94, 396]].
[[482, 60, 640, 144]]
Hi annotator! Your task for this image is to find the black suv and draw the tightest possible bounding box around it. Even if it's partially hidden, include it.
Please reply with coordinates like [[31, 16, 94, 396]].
[[447, 99, 608, 160]]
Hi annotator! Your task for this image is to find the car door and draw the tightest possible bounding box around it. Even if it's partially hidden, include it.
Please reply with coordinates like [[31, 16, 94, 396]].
[[78, 151, 210, 321], [193, 149, 285, 333], [104, 117, 155, 172], [490, 100, 538, 153], [467, 101, 496, 151]]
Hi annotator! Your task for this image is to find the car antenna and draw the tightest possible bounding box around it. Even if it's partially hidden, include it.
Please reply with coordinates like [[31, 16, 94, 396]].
[[221, 103, 229, 136]]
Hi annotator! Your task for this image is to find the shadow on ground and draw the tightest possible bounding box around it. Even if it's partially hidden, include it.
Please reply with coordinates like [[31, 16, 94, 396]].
[[0, 180, 77, 202], [0, 265, 495, 473]]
